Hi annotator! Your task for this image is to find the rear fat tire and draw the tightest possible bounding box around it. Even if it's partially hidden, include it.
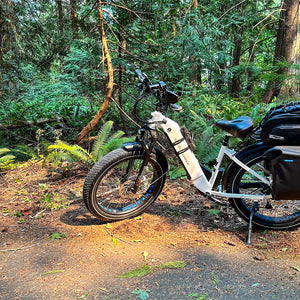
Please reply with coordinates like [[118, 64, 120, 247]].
[[83, 148, 166, 221], [225, 150, 300, 229]]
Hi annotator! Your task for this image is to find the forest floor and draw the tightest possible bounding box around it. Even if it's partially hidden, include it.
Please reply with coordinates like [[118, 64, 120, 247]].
[[0, 161, 299, 300]]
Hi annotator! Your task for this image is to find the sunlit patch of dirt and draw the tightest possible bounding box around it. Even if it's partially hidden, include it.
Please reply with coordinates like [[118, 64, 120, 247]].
[[0, 162, 299, 299], [0, 162, 299, 253]]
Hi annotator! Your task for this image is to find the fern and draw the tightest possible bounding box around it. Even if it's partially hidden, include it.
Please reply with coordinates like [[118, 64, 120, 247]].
[[0, 154, 16, 164], [107, 130, 126, 141], [46, 121, 133, 167], [47, 140, 94, 165], [0, 148, 10, 156], [12, 144, 39, 160], [45, 151, 77, 165], [169, 165, 187, 179], [97, 137, 132, 159], [0, 148, 16, 169], [91, 121, 114, 161]]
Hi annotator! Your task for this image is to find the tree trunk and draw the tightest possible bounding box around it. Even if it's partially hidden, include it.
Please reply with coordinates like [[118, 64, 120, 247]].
[[0, 0, 17, 58], [230, 32, 242, 98], [246, 46, 255, 93], [56, 0, 64, 34], [191, 0, 198, 9], [287, 1, 300, 96], [263, 0, 300, 103], [76, 0, 114, 144], [0, 4, 3, 61], [70, 0, 78, 39]]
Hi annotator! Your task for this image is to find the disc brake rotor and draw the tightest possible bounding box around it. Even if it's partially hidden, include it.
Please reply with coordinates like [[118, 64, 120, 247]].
[[119, 178, 143, 199]]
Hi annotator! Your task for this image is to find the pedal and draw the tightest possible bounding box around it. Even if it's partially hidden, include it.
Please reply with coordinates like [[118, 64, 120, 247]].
[[246, 201, 259, 245]]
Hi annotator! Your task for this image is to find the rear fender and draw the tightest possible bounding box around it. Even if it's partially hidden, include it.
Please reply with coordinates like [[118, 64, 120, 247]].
[[123, 142, 169, 174]]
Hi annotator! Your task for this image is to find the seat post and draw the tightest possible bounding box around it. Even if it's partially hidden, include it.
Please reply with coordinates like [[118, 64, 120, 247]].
[[222, 135, 230, 146]]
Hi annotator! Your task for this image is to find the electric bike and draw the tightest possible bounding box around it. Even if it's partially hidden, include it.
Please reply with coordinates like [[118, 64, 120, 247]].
[[83, 70, 300, 242]]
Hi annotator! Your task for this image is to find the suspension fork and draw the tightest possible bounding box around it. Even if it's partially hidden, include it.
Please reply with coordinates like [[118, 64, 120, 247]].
[[122, 127, 157, 193], [131, 128, 158, 193]]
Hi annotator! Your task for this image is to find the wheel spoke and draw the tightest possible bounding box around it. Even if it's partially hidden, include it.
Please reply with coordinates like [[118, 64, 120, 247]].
[[229, 151, 300, 229], [83, 148, 165, 221]]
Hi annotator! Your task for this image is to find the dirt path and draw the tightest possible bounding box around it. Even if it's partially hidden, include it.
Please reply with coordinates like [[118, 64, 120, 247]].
[[0, 162, 299, 299]]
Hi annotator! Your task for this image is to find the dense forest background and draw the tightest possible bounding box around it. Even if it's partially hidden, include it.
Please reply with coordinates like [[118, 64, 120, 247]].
[[0, 0, 299, 168]]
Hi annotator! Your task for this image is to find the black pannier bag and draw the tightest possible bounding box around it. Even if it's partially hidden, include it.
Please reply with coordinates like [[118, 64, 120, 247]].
[[254, 102, 300, 145], [264, 146, 300, 200]]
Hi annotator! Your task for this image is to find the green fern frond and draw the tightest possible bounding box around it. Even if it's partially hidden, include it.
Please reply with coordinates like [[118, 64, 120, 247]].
[[48, 140, 93, 165], [190, 110, 207, 127], [169, 166, 186, 179], [0, 154, 16, 164], [0, 148, 10, 156], [107, 130, 125, 142], [45, 151, 76, 165], [91, 121, 114, 160], [71, 144, 95, 164], [99, 137, 133, 159], [46, 122, 132, 168], [12, 144, 39, 160]]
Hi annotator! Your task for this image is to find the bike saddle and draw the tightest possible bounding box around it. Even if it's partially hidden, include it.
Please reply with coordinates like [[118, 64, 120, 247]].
[[215, 116, 253, 139]]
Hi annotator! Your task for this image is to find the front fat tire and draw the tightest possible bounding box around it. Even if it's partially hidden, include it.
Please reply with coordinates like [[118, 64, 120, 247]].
[[83, 148, 166, 222], [226, 151, 300, 230]]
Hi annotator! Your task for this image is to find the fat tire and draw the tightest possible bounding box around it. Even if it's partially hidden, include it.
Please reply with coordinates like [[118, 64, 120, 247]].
[[225, 149, 300, 230], [83, 148, 166, 221]]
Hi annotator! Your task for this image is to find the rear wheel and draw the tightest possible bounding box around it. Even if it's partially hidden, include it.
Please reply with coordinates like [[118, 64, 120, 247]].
[[83, 148, 166, 221], [226, 151, 300, 229]]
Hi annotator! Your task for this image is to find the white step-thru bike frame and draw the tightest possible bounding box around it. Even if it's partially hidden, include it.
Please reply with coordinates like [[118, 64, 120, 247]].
[[149, 111, 271, 201]]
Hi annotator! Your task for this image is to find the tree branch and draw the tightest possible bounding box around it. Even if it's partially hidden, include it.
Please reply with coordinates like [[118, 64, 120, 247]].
[[76, 0, 114, 143]]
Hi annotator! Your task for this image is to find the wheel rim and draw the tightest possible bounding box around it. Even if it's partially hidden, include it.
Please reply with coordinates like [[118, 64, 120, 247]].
[[91, 155, 162, 216], [233, 156, 300, 226]]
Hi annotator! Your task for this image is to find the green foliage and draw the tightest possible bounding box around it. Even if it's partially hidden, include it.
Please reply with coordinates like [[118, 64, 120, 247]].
[[0, 148, 16, 169], [47, 140, 94, 165], [169, 165, 187, 180], [188, 109, 224, 164], [1, 0, 299, 165], [117, 260, 186, 278], [0, 143, 43, 170], [90, 121, 130, 161], [40, 192, 70, 210], [156, 261, 186, 269], [45, 121, 132, 167], [116, 265, 153, 278], [132, 289, 150, 300], [188, 293, 208, 300], [208, 209, 221, 216], [49, 232, 67, 241]]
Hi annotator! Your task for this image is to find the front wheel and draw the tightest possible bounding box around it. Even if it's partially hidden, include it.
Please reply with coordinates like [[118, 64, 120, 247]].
[[83, 148, 167, 221], [225, 150, 300, 229]]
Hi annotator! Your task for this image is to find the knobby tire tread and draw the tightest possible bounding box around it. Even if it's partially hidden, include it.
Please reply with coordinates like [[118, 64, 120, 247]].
[[83, 148, 165, 222]]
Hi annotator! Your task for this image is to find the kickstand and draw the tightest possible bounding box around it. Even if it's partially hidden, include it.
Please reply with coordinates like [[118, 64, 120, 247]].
[[246, 201, 259, 245]]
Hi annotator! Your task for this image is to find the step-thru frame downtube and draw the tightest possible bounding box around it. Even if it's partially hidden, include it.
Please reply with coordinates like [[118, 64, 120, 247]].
[[149, 111, 271, 201]]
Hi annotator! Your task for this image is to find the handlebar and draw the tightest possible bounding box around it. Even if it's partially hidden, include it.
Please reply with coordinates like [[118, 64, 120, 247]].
[[133, 70, 181, 123], [135, 70, 178, 106]]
